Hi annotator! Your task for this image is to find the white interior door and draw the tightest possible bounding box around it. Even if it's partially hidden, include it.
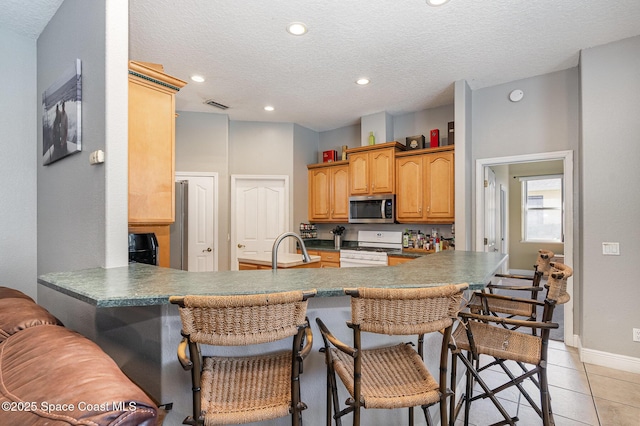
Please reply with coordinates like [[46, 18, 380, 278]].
[[231, 175, 289, 270], [176, 173, 218, 272], [484, 167, 497, 252]]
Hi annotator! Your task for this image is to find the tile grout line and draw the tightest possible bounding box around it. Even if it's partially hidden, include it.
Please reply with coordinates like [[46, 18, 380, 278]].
[[582, 360, 602, 426]]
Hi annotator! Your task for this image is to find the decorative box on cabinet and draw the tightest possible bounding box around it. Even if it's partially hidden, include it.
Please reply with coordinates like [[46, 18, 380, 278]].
[[307, 161, 349, 222], [347, 142, 404, 196], [128, 61, 186, 226], [395, 146, 455, 224]]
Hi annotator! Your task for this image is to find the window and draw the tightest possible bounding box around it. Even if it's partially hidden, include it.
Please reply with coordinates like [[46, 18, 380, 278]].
[[521, 175, 563, 242]]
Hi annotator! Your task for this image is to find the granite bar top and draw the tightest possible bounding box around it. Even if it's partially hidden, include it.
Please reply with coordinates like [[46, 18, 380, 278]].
[[38, 251, 507, 308]]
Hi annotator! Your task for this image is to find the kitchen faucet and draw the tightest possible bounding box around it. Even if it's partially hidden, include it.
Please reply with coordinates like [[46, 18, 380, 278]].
[[272, 232, 311, 270]]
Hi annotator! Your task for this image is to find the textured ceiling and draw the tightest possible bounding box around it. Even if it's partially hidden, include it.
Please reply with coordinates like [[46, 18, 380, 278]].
[[1, 0, 63, 39], [6, 0, 640, 132]]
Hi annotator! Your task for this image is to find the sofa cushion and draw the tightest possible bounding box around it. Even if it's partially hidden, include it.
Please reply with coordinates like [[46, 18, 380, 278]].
[[0, 287, 35, 302], [0, 325, 157, 425], [0, 298, 63, 343]]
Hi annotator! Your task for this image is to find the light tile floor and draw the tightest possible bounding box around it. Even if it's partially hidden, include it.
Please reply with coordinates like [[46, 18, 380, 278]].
[[453, 340, 640, 425]]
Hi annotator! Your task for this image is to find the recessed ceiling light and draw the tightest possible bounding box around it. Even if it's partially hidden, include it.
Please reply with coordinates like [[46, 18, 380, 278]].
[[286, 22, 308, 36], [264, 105, 275, 112], [426, 0, 450, 6], [191, 75, 205, 83], [356, 78, 370, 86]]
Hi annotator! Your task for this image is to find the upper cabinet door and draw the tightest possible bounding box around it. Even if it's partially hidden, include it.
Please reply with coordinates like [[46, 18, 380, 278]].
[[128, 61, 186, 225], [330, 165, 350, 220], [308, 167, 331, 221], [369, 148, 395, 194], [395, 156, 424, 221], [425, 151, 455, 222], [349, 152, 369, 195]]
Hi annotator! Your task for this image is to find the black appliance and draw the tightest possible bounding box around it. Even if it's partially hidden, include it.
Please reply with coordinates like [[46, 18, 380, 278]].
[[128, 233, 159, 265]]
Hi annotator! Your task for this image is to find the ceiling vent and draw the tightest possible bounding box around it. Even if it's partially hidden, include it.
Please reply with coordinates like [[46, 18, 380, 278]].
[[204, 99, 229, 110]]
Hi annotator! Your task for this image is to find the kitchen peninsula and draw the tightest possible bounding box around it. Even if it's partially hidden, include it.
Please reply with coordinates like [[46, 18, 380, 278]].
[[38, 250, 506, 426]]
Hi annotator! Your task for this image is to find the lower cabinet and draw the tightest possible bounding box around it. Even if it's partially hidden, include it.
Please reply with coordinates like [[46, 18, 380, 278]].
[[304, 249, 340, 268], [238, 262, 320, 270], [387, 256, 414, 266]]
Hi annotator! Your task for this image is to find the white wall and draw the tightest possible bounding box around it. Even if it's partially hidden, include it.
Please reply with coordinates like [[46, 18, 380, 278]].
[[0, 28, 38, 298], [580, 35, 640, 358]]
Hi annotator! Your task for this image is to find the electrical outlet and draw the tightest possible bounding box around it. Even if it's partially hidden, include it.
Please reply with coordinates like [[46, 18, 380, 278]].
[[634, 328, 640, 342]]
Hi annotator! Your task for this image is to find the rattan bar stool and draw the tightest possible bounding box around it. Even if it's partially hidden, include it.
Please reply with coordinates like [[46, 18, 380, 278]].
[[169, 289, 316, 426], [316, 283, 468, 426], [467, 249, 554, 334], [449, 263, 572, 426]]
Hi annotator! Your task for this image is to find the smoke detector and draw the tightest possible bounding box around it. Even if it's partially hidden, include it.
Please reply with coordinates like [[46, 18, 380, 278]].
[[204, 99, 229, 110]]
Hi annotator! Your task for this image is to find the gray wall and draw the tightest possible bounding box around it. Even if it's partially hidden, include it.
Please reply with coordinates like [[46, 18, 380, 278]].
[[580, 36, 640, 357], [293, 124, 319, 230], [175, 111, 230, 270], [0, 28, 38, 298], [393, 104, 455, 146], [37, 0, 109, 275]]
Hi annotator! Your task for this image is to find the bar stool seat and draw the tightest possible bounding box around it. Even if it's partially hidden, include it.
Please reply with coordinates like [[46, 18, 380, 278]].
[[170, 289, 316, 426], [317, 283, 468, 426]]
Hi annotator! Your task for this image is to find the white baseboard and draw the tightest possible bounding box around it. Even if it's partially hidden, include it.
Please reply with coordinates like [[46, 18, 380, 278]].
[[578, 337, 640, 374]]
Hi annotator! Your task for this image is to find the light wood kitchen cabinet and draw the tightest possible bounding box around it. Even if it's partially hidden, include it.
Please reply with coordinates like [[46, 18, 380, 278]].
[[307, 161, 349, 222], [128, 61, 186, 268], [395, 146, 455, 223], [303, 249, 341, 268], [347, 142, 404, 195], [387, 255, 414, 266], [238, 261, 321, 270], [128, 61, 186, 226]]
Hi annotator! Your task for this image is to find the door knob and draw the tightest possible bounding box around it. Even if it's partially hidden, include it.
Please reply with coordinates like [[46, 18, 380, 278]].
[[202, 247, 212, 252], [237, 244, 245, 248]]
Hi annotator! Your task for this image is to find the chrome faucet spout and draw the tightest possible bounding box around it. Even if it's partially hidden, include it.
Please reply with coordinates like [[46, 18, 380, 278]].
[[272, 232, 311, 270]]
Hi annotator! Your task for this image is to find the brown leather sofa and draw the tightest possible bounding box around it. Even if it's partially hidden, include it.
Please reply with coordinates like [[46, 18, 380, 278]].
[[0, 287, 158, 425]]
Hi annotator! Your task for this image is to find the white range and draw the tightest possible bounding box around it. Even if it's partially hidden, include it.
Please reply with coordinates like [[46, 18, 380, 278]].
[[339, 230, 403, 267]]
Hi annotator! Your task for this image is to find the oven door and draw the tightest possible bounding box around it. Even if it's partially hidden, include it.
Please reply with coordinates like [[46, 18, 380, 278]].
[[339, 257, 388, 268]]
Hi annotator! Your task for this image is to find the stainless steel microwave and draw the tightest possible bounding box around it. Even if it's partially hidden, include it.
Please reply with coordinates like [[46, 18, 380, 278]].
[[348, 194, 395, 223]]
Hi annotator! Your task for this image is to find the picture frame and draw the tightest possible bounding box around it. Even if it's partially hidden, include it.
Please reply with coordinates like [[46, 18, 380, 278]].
[[42, 59, 82, 165]]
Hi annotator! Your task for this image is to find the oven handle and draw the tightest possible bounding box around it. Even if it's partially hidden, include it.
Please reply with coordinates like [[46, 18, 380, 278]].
[[339, 257, 388, 267]]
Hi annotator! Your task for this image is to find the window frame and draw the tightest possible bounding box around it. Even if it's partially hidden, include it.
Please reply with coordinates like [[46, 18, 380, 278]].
[[520, 174, 564, 243]]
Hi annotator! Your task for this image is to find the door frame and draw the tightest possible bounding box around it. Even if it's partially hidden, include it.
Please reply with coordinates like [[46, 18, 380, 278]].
[[230, 175, 290, 271], [475, 150, 575, 346], [175, 172, 219, 271]]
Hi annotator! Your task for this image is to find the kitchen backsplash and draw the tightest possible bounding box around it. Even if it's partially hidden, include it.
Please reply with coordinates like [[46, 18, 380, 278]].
[[312, 223, 454, 242]]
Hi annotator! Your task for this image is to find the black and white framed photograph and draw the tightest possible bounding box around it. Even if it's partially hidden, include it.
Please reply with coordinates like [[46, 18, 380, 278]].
[[42, 59, 82, 165]]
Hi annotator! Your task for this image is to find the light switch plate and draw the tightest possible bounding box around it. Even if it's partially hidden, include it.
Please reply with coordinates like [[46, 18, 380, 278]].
[[602, 242, 620, 255]]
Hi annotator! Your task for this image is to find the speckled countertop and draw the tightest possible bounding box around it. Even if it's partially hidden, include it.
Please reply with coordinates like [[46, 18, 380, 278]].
[[38, 251, 507, 308]]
